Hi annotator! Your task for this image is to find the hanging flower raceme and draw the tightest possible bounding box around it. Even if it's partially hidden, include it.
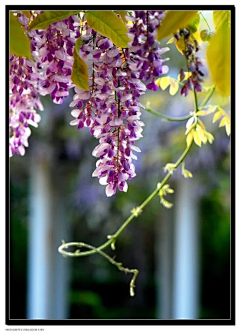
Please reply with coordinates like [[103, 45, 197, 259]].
[[127, 10, 170, 91], [176, 28, 204, 96], [9, 55, 43, 157], [69, 25, 146, 196], [29, 14, 81, 104]]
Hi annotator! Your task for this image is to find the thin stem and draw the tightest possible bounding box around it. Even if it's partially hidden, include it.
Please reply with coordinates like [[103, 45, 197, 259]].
[[58, 138, 194, 259], [59, 242, 138, 296], [143, 106, 192, 121], [200, 11, 211, 31], [199, 86, 215, 109], [193, 90, 199, 112]]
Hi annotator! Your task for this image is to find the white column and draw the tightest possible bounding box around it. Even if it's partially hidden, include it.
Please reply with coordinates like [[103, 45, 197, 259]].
[[172, 178, 200, 319], [27, 156, 54, 319], [27, 155, 70, 319], [155, 210, 173, 319]]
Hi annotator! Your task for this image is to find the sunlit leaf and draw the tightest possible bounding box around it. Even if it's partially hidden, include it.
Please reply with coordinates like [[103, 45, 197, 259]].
[[186, 131, 194, 147], [158, 76, 170, 90], [213, 110, 223, 123], [187, 13, 200, 33], [157, 10, 198, 40], [114, 10, 128, 24], [213, 10, 230, 30], [196, 124, 206, 142], [219, 116, 228, 128], [29, 11, 81, 30], [71, 47, 89, 91], [206, 23, 230, 97], [193, 130, 202, 147], [10, 12, 33, 60], [205, 131, 214, 144], [224, 118, 231, 136], [86, 11, 131, 47], [192, 30, 202, 45], [169, 78, 179, 95]]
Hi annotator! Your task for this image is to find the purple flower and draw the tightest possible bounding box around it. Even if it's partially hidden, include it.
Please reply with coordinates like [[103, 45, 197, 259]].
[[9, 55, 43, 157], [28, 14, 81, 104], [128, 10, 169, 90], [69, 27, 146, 196]]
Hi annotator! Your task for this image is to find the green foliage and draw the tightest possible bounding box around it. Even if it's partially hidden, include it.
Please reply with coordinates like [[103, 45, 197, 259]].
[[29, 11, 81, 30], [114, 10, 128, 24], [71, 37, 89, 91], [157, 10, 199, 40], [10, 13, 33, 60], [187, 13, 200, 33], [206, 11, 231, 97], [181, 162, 193, 178], [86, 11, 131, 47], [213, 10, 230, 30], [158, 184, 174, 209], [212, 107, 231, 136]]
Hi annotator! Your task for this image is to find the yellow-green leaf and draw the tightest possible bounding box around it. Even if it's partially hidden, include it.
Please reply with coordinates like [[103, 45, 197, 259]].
[[71, 49, 89, 91], [213, 10, 230, 30], [206, 131, 214, 144], [196, 124, 206, 142], [186, 131, 194, 147], [225, 119, 231, 136], [158, 76, 170, 90], [29, 11, 81, 30], [193, 130, 202, 147], [219, 116, 228, 128], [114, 10, 128, 24], [213, 110, 223, 123], [187, 13, 200, 33], [10, 13, 33, 60], [157, 10, 198, 41], [86, 11, 131, 48], [169, 79, 179, 95], [206, 23, 230, 97]]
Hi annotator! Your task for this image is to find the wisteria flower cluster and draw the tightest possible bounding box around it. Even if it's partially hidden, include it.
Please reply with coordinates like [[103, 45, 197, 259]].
[[175, 28, 204, 96], [9, 10, 169, 196]]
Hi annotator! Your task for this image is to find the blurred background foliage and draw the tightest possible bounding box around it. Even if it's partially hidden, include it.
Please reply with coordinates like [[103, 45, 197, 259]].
[[10, 11, 231, 320]]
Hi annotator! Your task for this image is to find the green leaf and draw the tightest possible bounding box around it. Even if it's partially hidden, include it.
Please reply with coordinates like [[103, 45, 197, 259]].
[[114, 10, 128, 24], [86, 11, 131, 47], [157, 10, 199, 41], [10, 13, 33, 60], [213, 10, 230, 31], [206, 23, 230, 97], [75, 36, 84, 53], [29, 11, 81, 30], [187, 13, 200, 33], [71, 45, 89, 91]]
